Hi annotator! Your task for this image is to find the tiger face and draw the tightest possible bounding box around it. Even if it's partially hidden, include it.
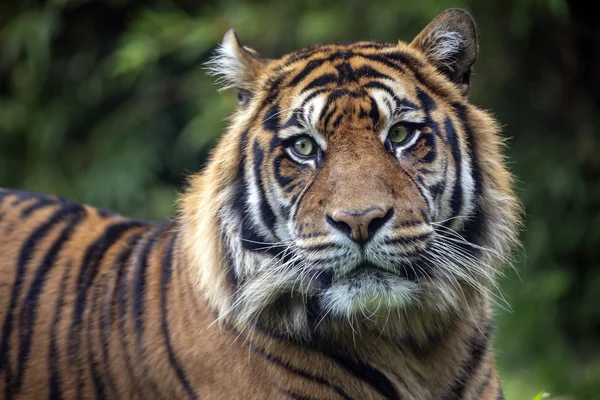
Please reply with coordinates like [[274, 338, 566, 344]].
[[197, 9, 519, 340]]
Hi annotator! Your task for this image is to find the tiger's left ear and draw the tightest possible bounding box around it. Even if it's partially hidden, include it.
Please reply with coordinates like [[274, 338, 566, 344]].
[[206, 29, 268, 107], [410, 9, 478, 95]]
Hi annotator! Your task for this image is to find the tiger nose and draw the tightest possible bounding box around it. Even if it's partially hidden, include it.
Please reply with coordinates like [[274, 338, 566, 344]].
[[327, 207, 393, 243]]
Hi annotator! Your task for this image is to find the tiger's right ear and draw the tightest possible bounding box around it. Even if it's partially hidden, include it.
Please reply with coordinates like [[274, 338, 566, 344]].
[[205, 30, 268, 107]]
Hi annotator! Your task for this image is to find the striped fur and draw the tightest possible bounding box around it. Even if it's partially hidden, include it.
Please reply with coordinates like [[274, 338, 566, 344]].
[[0, 9, 519, 400]]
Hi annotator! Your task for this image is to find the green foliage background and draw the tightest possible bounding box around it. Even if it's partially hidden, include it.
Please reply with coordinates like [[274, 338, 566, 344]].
[[1, 1, 599, 398]]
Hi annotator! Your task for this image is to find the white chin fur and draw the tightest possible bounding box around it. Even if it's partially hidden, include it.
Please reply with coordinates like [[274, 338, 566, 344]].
[[320, 272, 420, 318]]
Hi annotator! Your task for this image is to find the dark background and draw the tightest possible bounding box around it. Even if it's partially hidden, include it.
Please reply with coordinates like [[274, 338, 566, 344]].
[[1, 1, 599, 398]]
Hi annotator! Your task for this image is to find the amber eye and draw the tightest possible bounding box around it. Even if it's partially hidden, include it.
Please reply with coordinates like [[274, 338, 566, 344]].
[[292, 136, 317, 157], [388, 123, 411, 144]]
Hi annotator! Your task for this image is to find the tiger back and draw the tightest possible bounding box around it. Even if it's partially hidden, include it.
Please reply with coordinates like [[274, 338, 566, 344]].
[[0, 9, 519, 400]]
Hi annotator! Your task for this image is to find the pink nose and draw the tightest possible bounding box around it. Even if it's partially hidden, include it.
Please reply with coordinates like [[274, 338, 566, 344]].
[[327, 207, 392, 243]]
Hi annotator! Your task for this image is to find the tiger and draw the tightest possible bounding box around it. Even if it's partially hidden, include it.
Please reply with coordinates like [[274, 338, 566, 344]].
[[0, 8, 520, 400]]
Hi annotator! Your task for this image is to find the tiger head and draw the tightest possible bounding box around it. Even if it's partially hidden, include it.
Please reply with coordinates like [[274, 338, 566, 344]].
[[182, 9, 520, 342]]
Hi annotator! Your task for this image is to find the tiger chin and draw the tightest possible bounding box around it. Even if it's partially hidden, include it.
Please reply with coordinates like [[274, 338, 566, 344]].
[[0, 8, 519, 400]]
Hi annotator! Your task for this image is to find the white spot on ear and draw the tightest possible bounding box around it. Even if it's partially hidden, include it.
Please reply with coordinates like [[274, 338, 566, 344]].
[[204, 30, 261, 91], [205, 39, 244, 90], [423, 29, 465, 73]]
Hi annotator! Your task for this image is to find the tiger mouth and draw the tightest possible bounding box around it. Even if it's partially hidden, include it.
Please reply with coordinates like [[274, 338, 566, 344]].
[[338, 262, 399, 280], [336, 261, 426, 283]]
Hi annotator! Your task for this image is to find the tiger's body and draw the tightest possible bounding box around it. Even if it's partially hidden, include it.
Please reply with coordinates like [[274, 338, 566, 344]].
[[0, 9, 519, 400]]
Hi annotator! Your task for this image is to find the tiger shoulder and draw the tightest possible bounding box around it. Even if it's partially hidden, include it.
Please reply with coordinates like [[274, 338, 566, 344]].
[[0, 8, 520, 400]]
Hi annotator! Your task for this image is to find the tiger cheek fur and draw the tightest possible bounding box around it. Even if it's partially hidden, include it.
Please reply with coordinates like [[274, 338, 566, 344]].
[[0, 8, 519, 400]]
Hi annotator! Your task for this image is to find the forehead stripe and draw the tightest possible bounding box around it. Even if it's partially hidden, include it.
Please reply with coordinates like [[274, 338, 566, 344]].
[[302, 73, 339, 93], [362, 81, 396, 100], [263, 103, 280, 132], [287, 51, 355, 87], [353, 65, 393, 81], [301, 88, 329, 109], [281, 109, 303, 131], [368, 95, 380, 127]]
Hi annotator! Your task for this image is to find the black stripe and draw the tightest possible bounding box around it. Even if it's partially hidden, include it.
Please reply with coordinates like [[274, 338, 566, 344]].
[[321, 104, 339, 132], [371, 52, 438, 95], [289, 59, 328, 86], [96, 273, 120, 400], [332, 114, 343, 129], [13, 211, 84, 394], [299, 243, 343, 253], [497, 389, 505, 400], [235, 139, 284, 258], [20, 196, 59, 217], [444, 117, 464, 223], [281, 109, 304, 131], [300, 88, 330, 109], [359, 54, 406, 76], [368, 95, 380, 128], [382, 233, 432, 246], [253, 140, 277, 233], [426, 162, 447, 204], [451, 103, 482, 198], [68, 221, 147, 400], [417, 88, 437, 112], [335, 61, 357, 84], [396, 163, 432, 217], [355, 65, 393, 81], [263, 103, 280, 132], [0, 202, 83, 398], [385, 51, 424, 70], [48, 261, 73, 400], [104, 231, 143, 392], [418, 131, 437, 164], [68, 220, 146, 362], [255, 347, 355, 400], [451, 102, 485, 249], [132, 227, 170, 400], [302, 73, 338, 92], [261, 76, 284, 109], [237, 186, 284, 257], [160, 233, 199, 400], [132, 227, 164, 345], [319, 351, 400, 400], [277, 387, 319, 400], [87, 279, 108, 400], [441, 318, 493, 400], [273, 155, 295, 188], [233, 130, 276, 255], [115, 233, 146, 397], [362, 81, 397, 102]]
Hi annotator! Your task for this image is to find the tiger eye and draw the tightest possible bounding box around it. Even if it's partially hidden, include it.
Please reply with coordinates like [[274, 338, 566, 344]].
[[292, 136, 317, 157], [388, 124, 410, 144]]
